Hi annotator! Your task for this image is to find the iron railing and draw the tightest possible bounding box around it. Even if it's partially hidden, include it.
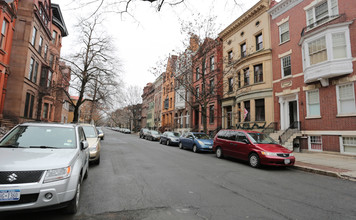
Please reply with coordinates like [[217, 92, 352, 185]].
[[279, 121, 301, 144], [262, 122, 278, 135]]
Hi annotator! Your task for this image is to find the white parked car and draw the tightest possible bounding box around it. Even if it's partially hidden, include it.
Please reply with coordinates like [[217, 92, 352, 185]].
[[0, 123, 89, 214]]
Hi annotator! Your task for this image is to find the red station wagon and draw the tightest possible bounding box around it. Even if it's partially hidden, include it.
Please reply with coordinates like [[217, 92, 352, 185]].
[[213, 130, 295, 168]]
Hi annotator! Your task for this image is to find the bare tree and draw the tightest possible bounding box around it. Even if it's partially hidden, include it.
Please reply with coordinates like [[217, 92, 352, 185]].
[[61, 16, 121, 123]]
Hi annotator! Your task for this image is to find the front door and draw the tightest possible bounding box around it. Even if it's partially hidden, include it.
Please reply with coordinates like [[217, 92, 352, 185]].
[[289, 101, 298, 128], [280, 95, 299, 130]]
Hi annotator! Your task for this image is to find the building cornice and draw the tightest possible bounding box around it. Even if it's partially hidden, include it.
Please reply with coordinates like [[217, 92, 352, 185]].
[[219, 0, 269, 40], [268, 0, 303, 20]]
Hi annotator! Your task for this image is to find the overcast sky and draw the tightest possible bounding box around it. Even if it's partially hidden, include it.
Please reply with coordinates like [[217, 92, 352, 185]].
[[52, 0, 260, 93]]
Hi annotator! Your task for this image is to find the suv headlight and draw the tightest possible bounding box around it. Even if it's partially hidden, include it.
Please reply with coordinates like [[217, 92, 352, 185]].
[[261, 151, 278, 156], [44, 166, 71, 183]]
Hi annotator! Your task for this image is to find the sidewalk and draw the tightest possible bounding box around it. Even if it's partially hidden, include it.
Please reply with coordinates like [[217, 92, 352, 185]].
[[293, 151, 356, 181]]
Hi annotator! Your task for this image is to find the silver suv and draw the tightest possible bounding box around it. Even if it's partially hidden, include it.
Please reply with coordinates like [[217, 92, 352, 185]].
[[0, 123, 89, 214]]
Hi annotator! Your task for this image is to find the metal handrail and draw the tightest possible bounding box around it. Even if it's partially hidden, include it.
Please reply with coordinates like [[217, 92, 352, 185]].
[[279, 121, 301, 144], [262, 122, 278, 135]]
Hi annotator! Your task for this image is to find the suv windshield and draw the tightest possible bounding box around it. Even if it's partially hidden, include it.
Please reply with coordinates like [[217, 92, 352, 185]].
[[194, 134, 210, 140], [83, 126, 97, 138], [0, 125, 76, 149], [247, 132, 276, 144]]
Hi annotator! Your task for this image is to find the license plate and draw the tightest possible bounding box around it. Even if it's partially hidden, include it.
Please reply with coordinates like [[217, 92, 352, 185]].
[[284, 159, 291, 164], [0, 190, 21, 202]]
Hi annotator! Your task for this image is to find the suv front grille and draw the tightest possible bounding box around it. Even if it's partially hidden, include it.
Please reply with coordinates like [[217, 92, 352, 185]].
[[0, 171, 44, 184], [0, 193, 39, 206]]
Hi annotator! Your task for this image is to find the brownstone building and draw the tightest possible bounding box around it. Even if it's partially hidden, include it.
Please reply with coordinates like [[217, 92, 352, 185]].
[[4, 0, 68, 123]]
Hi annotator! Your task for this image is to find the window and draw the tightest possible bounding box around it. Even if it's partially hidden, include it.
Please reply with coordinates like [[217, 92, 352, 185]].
[[196, 67, 199, 80], [33, 61, 39, 83], [244, 101, 250, 122], [237, 72, 241, 88], [24, 93, 34, 118], [226, 106, 232, 128], [52, 30, 57, 44], [309, 37, 327, 65], [228, 50, 233, 63], [202, 60, 206, 77], [279, 22, 289, 44], [209, 105, 214, 124], [342, 137, 356, 154], [306, 0, 338, 29], [255, 99, 265, 121], [281, 56, 291, 77], [38, 36, 43, 54], [210, 79, 214, 94], [237, 103, 241, 122], [196, 87, 199, 99], [43, 103, 49, 119], [256, 33, 263, 51], [47, 71, 52, 87], [31, 26, 37, 46], [210, 56, 215, 71], [254, 64, 263, 83], [49, 54, 54, 69], [337, 83, 356, 115], [309, 136, 322, 151], [228, 77, 233, 92], [307, 90, 320, 117], [241, 43, 246, 58], [244, 68, 249, 86], [0, 19, 8, 49], [44, 45, 48, 60], [332, 33, 347, 59], [28, 58, 34, 81]]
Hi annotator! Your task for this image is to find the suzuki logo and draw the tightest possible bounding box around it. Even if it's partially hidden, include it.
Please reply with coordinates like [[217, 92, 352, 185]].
[[7, 173, 18, 182]]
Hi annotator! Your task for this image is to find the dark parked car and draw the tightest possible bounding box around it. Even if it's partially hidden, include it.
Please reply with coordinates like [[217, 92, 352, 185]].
[[160, 131, 180, 146], [213, 130, 295, 168], [97, 127, 104, 140], [179, 132, 214, 153], [145, 130, 161, 141], [139, 128, 149, 139]]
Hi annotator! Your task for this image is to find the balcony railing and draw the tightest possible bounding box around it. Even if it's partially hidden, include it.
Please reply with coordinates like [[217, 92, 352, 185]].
[[262, 122, 278, 135], [236, 121, 266, 130]]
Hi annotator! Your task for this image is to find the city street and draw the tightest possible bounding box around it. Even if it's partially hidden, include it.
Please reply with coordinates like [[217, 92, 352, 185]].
[[1, 128, 356, 220]]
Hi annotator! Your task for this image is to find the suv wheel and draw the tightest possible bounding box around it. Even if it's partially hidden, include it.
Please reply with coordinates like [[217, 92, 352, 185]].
[[65, 180, 81, 214], [249, 153, 260, 168]]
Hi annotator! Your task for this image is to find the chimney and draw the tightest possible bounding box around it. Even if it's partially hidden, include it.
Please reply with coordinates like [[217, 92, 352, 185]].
[[189, 34, 199, 52]]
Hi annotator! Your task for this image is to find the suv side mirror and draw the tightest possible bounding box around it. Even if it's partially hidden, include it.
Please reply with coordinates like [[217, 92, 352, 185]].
[[81, 140, 89, 150]]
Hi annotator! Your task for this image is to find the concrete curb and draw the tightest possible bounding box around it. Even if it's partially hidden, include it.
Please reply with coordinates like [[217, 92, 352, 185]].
[[292, 165, 356, 182]]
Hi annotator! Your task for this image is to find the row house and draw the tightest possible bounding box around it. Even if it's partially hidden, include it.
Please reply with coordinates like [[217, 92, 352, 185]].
[[191, 37, 223, 136], [0, 0, 18, 119], [141, 82, 154, 129], [161, 55, 177, 131], [3, 0, 68, 123], [269, 0, 356, 154], [219, 0, 274, 131], [153, 74, 162, 129]]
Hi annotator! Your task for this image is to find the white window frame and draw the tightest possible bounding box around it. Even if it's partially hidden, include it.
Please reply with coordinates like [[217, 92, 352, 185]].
[[308, 136, 323, 151], [306, 89, 320, 117], [302, 25, 351, 69], [336, 83, 356, 115], [340, 136, 356, 155], [305, 0, 338, 29], [279, 21, 290, 44], [281, 55, 291, 78]]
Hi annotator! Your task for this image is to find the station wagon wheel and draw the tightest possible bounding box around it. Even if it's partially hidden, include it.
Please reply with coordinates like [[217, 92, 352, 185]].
[[179, 142, 183, 149], [193, 145, 198, 153], [249, 153, 260, 168], [216, 147, 223, 159]]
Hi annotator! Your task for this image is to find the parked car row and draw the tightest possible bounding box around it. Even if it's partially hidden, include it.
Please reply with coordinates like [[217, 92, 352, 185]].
[[0, 122, 105, 214], [139, 128, 295, 169], [111, 127, 131, 134]]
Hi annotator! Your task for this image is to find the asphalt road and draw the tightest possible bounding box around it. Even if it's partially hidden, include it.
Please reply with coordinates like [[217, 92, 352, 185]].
[[2, 128, 356, 220]]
